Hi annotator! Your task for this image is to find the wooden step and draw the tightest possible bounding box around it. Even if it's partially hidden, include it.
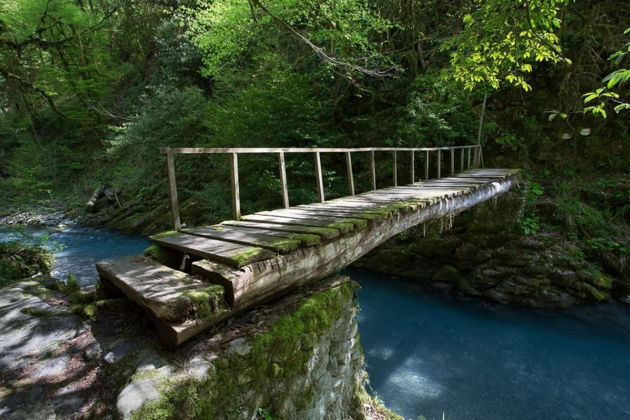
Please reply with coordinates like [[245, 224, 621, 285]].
[[96, 256, 229, 324], [149, 231, 275, 268]]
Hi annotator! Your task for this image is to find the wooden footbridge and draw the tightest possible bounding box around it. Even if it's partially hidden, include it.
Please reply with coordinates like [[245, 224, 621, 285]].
[[96, 146, 520, 346]]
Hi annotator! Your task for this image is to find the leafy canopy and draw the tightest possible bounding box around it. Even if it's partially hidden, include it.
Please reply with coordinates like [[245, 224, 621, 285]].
[[443, 0, 573, 91]]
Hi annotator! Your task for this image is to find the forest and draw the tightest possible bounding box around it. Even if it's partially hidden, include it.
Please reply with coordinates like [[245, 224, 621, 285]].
[[0, 1, 629, 418], [1, 0, 627, 232]]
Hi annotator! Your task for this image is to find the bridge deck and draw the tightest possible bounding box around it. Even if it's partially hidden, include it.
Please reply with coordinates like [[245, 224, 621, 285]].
[[96, 168, 520, 346]]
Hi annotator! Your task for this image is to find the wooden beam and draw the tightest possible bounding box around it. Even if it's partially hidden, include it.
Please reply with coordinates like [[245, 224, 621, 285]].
[[437, 150, 441, 178], [314, 151, 325, 202], [460, 148, 464, 172], [345, 151, 355, 195], [410, 151, 415, 183], [230, 153, 241, 221], [166, 151, 181, 230], [425, 150, 429, 180], [370, 150, 376, 190], [468, 148, 472, 168], [278, 152, 289, 208], [450, 148, 455, 175], [393, 150, 398, 187]]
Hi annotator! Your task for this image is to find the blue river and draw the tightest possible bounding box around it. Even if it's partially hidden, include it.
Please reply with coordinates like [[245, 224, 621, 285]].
[[2, 226, 630, 419]]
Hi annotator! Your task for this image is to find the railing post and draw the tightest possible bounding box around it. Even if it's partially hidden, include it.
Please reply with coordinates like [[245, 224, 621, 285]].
[[278, 151, 289, 208], [410, 150, 415, 184], [345, 151, 355, 195], [229, 153, 241, 220], [425, 150, 429, 180], [314, 151, 325, 202], [165, 151, 181, 230], [437, 150, 441, 178], [393, 150, 398, 187], [467, 147, 472, 168], [370, 150, 376, 190], [460, 148, 464, 172], [450, 149, 455, 175]]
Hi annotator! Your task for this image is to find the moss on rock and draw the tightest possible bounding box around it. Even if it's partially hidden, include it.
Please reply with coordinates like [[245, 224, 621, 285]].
[[131, 280, 363, 420]]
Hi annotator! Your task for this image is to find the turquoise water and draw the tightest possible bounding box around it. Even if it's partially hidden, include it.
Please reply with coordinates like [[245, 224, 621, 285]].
[[350, 268, 630, 420], [3, 226, 630, 419], [0, 226, 148, 286]]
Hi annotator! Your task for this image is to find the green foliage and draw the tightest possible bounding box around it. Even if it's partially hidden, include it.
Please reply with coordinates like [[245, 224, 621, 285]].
[[443, 0, 573, 91], [395, 76, 479, 146], [517, 216, 540, 235], [0, 241, 51, 287], [583, 27, 630, 116]]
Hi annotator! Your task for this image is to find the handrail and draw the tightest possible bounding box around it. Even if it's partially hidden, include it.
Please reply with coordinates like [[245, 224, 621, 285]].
[[162, 145, 483, 230], [160, 146, 478, 154]]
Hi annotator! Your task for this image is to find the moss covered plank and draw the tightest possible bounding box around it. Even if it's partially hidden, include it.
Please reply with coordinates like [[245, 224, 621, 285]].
[[257, 209, 370, 229], [241, 214, 355, 234], [183, 225, 305, 253], [149, 231, 274, 268], [96, 256, 227, 323], [222, 220, 338, 240]]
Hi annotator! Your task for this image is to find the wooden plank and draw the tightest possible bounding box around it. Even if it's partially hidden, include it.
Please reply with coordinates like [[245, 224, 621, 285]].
[[437, 150, 441, 178], [314, 151, 325, 202], [345, 151, 355, 195], [425, 150, 429, 180], [278, 152, 289, 208], [222, 220, 339, 239], [230, 153, 241, 220], [150, 232, 274, 268], [450, 149, 455, 175], [96, 256, 227, 323], [242, 214, 355, 233], [183, 226, 303, 252], [260, 208, 378, 224], [410, 150, 415, 184], [166, 152, 181, 230]]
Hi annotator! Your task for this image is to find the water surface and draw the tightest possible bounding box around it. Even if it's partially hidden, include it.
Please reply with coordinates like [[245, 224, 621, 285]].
[[350, 267, 630, 420]]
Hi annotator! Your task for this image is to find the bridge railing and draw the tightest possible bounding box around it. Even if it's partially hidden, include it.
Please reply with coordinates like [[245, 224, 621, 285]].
[[160, 145, 483, 230]]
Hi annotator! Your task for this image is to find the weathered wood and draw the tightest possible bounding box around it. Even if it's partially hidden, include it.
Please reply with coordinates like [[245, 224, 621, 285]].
[[345, 151, 355, 195], [183, 226, 303, 252], [150, 232, 274, 268], [230, 153, 241, 221], [468, 148, 472, 168], [98, 168, 521, 346], [410, 151, 415, 184], [260, 208, 378, 224], [192, 171, 519, 321], [242, 214, 355, 233], [437, 150, 441, 178], [221, 220, 339, 239], [393, 150, 398, 187], [425, 150, 429, 180], [314, 151, 325, 202], [160, 146, 478, 155], [370, 150, 376, 190], [96, 256, 226, 323], [450, 149, 455, 175], [278, 152, 289, 208], [166, 152, 181, 230], [460, 148, 465, 172]]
